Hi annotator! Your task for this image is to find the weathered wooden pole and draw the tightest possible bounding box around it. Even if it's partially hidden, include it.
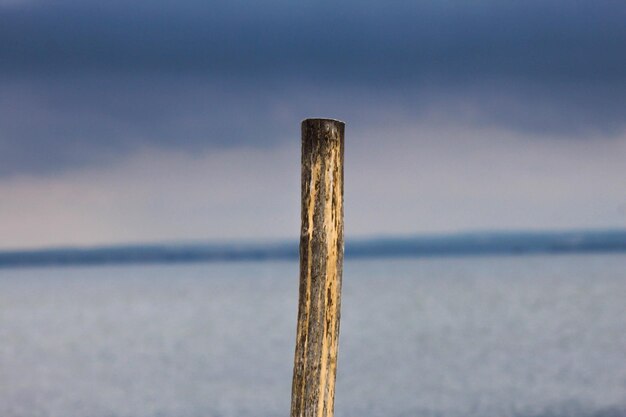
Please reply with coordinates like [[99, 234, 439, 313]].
[[291, 118, 345, 417]]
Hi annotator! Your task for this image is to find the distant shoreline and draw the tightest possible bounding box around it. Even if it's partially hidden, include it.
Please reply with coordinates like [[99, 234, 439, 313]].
[[2, 229, 626, 269]]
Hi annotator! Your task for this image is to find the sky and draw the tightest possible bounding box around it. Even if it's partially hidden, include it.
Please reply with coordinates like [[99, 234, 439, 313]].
[[1, 0, 625, 250]]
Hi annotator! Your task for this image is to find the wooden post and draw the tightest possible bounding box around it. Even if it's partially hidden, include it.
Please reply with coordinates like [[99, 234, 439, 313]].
[[291, 118, 345, 417]]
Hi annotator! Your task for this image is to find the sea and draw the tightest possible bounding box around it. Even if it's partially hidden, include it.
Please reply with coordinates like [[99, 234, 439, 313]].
[[1, 254, 625, 417]]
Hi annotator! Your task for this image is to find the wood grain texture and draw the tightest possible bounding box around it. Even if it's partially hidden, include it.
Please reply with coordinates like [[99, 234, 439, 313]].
[[291, 119, 345, 417]]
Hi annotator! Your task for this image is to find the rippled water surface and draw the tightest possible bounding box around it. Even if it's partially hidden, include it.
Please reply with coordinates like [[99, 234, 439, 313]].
[[1, 254, 625, 417]]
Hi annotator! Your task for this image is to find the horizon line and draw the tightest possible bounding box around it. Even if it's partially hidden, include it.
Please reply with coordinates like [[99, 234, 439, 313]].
[[2, 228, 626, 269], [3, 226, 626, 254]]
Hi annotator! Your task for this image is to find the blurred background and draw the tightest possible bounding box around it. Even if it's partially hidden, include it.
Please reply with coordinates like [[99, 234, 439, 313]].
[[1, 1, 625, 417], [1, 0, 625, 249]]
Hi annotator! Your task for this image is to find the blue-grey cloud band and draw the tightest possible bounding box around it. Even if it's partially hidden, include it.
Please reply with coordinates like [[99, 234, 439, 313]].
[[1, 0, 625, 176]]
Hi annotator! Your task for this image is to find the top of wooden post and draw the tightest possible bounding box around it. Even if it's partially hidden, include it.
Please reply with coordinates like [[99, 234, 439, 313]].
[[301, 119, 345, 144]]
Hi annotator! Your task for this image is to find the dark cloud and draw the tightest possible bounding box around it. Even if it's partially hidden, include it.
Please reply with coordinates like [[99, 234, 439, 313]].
[[0, 0, 625, 175], [2, 0, 624, 82]]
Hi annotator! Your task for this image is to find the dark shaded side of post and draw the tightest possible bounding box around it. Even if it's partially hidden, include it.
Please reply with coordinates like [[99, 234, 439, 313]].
[[291, 119, 345, 417]]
